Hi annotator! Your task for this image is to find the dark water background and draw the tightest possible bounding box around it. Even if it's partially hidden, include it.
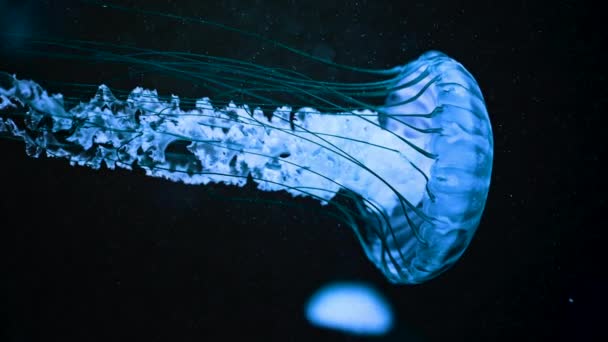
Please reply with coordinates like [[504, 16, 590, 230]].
[[0, 0, 603, 340]]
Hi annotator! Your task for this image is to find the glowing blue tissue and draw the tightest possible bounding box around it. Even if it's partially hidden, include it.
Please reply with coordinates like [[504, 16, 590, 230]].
[[0, 51, 493, 284], [305, 282, 393, 336]]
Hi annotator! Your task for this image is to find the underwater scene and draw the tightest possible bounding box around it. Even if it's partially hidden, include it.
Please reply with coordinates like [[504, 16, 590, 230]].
[[0, 0, 597, 340]]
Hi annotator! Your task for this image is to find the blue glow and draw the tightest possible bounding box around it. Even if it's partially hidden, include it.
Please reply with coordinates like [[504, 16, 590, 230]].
[[305, 282, 393, 336], [0, 9, 493, 284]]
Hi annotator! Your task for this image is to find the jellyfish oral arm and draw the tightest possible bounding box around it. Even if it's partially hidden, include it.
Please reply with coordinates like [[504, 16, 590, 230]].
[[0, 75, 428, 209], [0, 51, 493, 284]]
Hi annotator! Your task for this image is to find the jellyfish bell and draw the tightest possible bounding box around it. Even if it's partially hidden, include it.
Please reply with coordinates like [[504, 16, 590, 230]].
[[353, 51, 494, 284], [0, 28, 492, 284]]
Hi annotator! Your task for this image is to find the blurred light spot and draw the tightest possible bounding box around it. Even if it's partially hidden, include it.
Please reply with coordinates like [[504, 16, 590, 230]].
[[305, 282, 393, 336]]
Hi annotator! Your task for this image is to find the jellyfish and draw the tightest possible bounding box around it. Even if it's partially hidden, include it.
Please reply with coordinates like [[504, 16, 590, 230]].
[[0, 5, 493, 285]]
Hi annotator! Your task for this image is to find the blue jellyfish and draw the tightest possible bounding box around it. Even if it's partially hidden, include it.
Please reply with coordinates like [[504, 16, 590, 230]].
[[0, 4, 493, 285]]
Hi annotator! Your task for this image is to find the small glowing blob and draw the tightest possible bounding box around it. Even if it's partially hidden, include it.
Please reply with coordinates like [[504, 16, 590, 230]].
[[305, 282, 393, 336]]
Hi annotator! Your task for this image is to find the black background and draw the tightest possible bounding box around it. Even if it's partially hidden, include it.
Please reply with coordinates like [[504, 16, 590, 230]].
[[0, 0, 604, 341]]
